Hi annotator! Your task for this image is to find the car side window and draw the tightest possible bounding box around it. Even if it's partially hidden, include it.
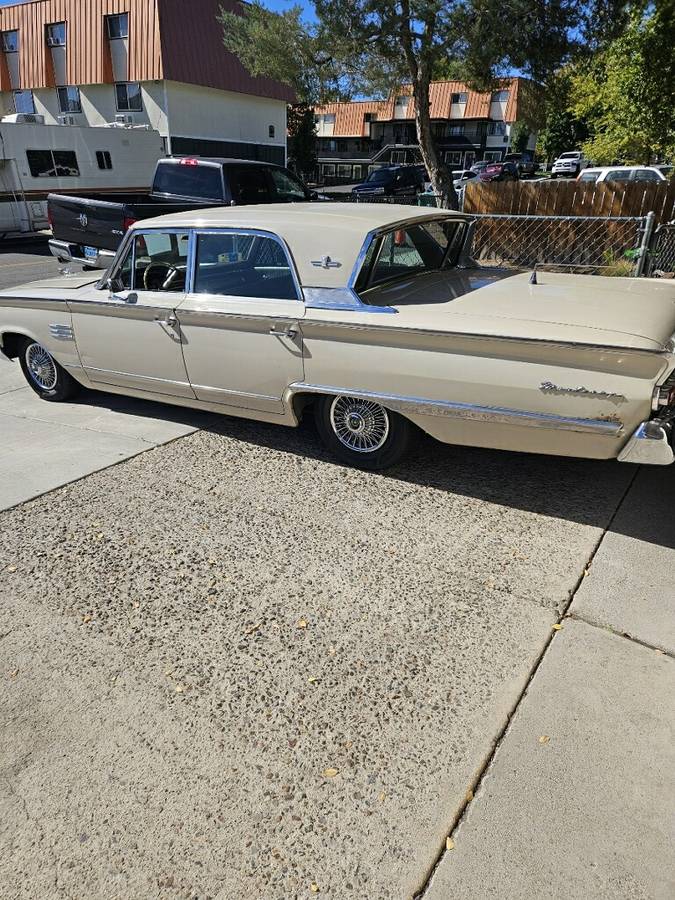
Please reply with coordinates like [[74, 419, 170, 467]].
[[269, 168, 307, 201], [193, 232, 299, 301], [132, 232, 190, 292], [605, 170, 632, 183], [635, 169, 660, 182], [229, 167, 274, 204]]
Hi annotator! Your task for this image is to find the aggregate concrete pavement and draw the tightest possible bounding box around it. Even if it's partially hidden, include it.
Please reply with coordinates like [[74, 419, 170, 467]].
[[0, 416, 640, 899], [424, 619, 675, 900]]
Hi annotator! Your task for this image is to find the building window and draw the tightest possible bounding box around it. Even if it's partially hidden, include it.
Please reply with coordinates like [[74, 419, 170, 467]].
[[46, 22, 66, 47], [488, 121, 506, 135], [337, 163, 352, 178], [115, 82, 142, 112], [13, 90, 35, 115], [394, 95, 410, 112], [448, 124, 465, 136], [434, 123, 446, 138], [321, 163, 336, 177], [391, 150, 406, 164], [2, 30, 19, 53], [491, 89, 509, 102], [451, 92, 468, 104], [445, 151, 463, 165], [96, 150, 113, 170], [57, 86, 81, 114], [26, 149, 80, 177], [268, 125, 275, 139], [106, 14, 129, 40], [352, 165, 363, 180], [484, 150, 502, 162]]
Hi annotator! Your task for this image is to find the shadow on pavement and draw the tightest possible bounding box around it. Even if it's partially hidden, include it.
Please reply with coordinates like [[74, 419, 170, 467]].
[[79, 386, 675, 550]]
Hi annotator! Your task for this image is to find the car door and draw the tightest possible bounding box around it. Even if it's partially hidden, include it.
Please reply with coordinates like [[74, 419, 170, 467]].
[[70, 229, 194, 398], [176, 229, 304, 415]]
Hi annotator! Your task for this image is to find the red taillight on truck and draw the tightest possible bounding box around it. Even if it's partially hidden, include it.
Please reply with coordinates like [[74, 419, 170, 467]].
[[122, 216, 137, 232], [179, 158, 199, 166]]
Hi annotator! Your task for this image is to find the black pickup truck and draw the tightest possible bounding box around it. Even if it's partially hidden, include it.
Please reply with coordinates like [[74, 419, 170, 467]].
[[48, 157, 320, 268]]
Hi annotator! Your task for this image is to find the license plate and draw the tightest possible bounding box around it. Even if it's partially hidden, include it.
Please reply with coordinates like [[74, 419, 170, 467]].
[[83, 245, 98, 260]]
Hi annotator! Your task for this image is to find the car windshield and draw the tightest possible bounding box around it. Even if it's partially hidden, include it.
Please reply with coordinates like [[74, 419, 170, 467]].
[[365, 170, 395, 183], [578, 171, 599, 182], [559, 153, 579, 160], [355, 218, 467, 293]]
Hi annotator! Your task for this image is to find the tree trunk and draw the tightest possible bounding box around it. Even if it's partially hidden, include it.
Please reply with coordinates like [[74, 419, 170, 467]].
[[412, 74, 458, 210]]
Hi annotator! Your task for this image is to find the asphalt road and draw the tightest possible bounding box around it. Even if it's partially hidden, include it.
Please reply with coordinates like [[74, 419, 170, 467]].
[[0, 241, 673, 899], [0, 235, 62, 290]]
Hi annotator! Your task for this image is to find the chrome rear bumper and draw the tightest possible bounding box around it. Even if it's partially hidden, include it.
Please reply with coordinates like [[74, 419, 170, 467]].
[[48, 239, 115, 270], [618, 418, 674, 465]]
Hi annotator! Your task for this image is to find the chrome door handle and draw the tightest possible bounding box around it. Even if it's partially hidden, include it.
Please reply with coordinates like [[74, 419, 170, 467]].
[[155, 313, 178, 328], [270, 324, 297, 338]]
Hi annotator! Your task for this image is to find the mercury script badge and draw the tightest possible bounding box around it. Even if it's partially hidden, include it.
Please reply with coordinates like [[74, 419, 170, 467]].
[[540, 381, 627, 404]]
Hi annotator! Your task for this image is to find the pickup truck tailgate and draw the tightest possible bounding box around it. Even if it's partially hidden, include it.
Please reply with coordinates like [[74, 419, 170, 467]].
[[48, 193, 145, 252]]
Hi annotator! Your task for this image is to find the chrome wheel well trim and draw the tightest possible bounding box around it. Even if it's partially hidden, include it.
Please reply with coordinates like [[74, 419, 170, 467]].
[[286, 383, 624, 436]]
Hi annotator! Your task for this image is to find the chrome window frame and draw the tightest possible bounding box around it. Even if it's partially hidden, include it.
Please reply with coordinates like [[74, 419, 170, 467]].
[[99, 226, 193, 294], [189, 227, 304, 304]]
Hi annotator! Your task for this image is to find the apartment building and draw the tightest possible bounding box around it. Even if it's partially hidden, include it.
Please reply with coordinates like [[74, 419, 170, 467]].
[[0, 0, 293, 163], [313, 78, 539, 182]]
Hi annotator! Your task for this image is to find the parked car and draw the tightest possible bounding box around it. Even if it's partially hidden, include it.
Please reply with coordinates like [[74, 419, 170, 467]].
[[470, 160, 490, 175], [503, 153, 539, 178], [352, 166, 425, 199], [48, 157, 319, 269], [551, 151, 592, 178], [479, 161, 520, 182], [2, 204, 675, 470], [452, 169, 479, 190], [577, 166, 667, 184]]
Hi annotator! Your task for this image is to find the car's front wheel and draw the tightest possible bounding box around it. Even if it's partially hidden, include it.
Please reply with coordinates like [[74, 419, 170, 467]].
[[19, 338, 80, 401], [314, 394, 415, 470]]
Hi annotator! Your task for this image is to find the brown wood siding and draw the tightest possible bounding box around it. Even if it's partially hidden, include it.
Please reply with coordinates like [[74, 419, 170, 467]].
[[0, 0, 163, 88], [158, 0, 293, 102]]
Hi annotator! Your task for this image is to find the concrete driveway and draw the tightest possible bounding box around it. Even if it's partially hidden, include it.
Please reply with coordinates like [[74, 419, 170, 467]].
[[0, 242, 673, 899]]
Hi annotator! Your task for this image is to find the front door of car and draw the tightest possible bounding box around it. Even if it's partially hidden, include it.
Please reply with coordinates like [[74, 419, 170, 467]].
[[176, 230, 305, 415], [70, 230, 194, 398]]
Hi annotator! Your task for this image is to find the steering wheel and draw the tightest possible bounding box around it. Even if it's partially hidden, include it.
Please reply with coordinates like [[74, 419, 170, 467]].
[[143, 261, 180, 291]]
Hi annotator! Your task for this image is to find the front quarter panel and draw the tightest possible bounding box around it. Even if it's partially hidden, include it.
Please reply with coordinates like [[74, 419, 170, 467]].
[[0, 293, 80, 371]]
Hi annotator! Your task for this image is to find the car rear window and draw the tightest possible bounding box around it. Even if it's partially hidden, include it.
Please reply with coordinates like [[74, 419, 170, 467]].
[[355, 219, 467, 292], [152, 161, 224, 201]]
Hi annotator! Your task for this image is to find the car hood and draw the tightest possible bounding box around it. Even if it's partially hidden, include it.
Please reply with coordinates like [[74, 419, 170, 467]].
[[376, 270, 675, 351], [0, 271, 102, 299]]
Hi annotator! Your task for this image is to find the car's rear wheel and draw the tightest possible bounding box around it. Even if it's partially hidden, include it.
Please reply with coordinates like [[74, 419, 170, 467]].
[[314, 394, 415, 470], [19, 338, 80, 401]]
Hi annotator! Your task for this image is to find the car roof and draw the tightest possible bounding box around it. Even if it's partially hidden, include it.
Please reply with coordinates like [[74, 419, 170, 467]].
[[134, 202, 469, 289], [581, 165, 665, 176], [167, 156, 284, 169]]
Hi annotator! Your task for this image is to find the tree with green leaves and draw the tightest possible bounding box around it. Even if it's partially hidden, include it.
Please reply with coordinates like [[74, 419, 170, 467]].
[[569, 3, 675, 165], [287, 103, 318, 178], [536, 69, 589, 164], [220, 1, 633, 206]]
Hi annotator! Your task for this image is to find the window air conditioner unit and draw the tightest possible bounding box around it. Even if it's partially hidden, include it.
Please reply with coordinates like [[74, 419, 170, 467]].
[[58, 114, 77, 126], [115, 114, 134, 125], [2, 113, 46, 125]]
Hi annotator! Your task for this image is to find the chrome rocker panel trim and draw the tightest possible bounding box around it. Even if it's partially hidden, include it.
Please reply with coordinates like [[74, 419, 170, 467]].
[[288, 383, 624, 436], [618, 421, 674, 465]]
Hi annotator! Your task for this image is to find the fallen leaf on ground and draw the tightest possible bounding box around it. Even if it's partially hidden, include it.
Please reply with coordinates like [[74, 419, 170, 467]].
[[310, 884, 320, 894], [245, 622, 263, 635], [446, 837, 455, 851], [175, 685, 185, 693], [10, 668, 19, 677], [6, 565, 17, 573], [322, 767, 338, 778], [82, 614, 92, 624], [539, 735, 550, 744], [552, 623, 563, 631], [465, 789, 474, 802], [307, 676, 318, 684], [378, 792, 386, 802], [297, 619, 308, 629]]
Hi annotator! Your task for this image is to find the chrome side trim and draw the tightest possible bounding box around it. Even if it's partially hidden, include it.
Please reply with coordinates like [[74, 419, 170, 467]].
[[303, 287, 396, 314], [288, 383, 624, 436], [191, 383, 279, 403], [48, 323, 74, 341], [618, 421, 674, 465], [85, 366, 192, 390]]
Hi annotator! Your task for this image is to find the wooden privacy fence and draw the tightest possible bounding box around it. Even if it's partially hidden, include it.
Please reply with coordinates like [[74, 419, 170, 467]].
[[463, 179, 675, 224]]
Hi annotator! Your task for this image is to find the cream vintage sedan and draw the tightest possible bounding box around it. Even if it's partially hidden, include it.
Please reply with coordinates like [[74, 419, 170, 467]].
[[1, 204, 675, 469]]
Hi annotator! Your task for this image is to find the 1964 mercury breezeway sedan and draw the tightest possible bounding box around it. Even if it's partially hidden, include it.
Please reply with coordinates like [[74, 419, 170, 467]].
[[1, 204, 675, 469]]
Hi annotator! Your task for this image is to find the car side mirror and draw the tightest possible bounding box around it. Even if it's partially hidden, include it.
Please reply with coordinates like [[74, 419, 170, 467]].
[[105, 275, 124, 294]]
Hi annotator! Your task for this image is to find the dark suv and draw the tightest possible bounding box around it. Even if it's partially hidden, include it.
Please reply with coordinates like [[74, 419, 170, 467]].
[[479, 161, 520, 183], [352, 166, 425, 199]]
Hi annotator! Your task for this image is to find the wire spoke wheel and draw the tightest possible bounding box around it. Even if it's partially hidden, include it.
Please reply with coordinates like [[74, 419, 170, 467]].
[[329, 395, 390, 453], [25, 342, 58, 391]]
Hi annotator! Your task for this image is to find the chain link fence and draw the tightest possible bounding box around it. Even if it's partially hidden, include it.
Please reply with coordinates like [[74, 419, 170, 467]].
[[646, 222, 675, 276]]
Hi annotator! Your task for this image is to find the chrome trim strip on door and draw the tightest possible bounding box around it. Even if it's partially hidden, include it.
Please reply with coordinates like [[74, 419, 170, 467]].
[[0, 297, 69, 311], [288, 383, 624, 435], [192, 383, 279, 403], [85, 366, 193, 391]]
